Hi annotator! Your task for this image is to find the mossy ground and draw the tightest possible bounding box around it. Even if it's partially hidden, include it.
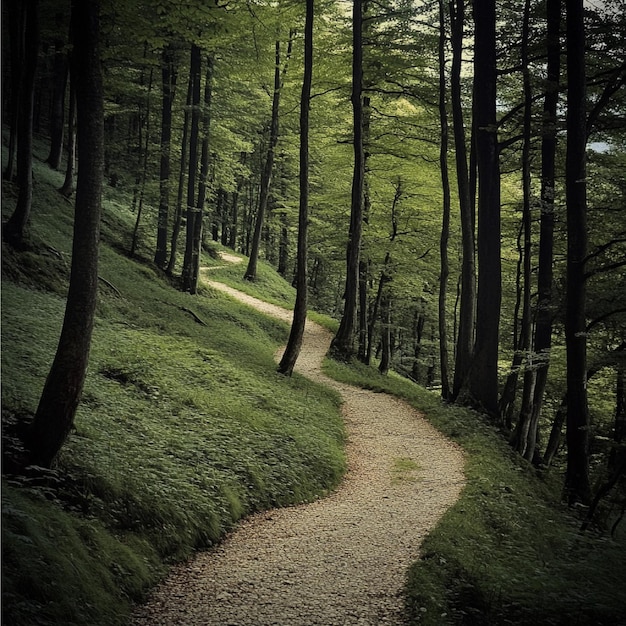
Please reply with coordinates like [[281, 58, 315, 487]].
[[1, 148, 345, 626]]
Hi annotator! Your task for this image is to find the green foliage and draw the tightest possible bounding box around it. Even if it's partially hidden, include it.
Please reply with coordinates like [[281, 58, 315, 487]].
[[1, 151, 345, 626], [323, 359, 626, 625]]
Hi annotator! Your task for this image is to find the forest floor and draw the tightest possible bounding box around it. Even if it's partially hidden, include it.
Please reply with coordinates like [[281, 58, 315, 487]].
[[130, 256, 466, 626]]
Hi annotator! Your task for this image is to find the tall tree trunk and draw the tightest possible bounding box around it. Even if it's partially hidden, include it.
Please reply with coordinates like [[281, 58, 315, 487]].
[[130, 67, 154, 258], [45, 14, 68, 170], [28, 0, 103, 467], [278, 0, 313, 376], [533, 0, 561, 462], [154, 45, 177, 268], [181, 44, 202, 292], [4, 0, 39, 246], [512, 0, 536, 456], [450, 0, 476, 400], [331, 0, 364, 361], [564, 0, 591, 505], [188, 56, 214, 294], [59, 79, 76, 197], [468, 0, 502, 418], [378, 294, 391, 375], [244, 34, 293, 281], [438, 0, 451, 400], [166, 56, 193, 276]]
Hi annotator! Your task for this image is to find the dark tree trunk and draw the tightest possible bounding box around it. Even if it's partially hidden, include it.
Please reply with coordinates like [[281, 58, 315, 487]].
[[28, 0, 103, 468], [564, 0, 591, 505], [357, 259, 369, 362], [450, 0, 476, 400], [532, 0, 561, 462], [438, 0, 452, 400], [181, 44, 202, 292], [4, 0, 39, 246], [366, 253, 390, 366], [244, 34, 293, 281], [330, 0, 364, 361], [378, 294, 391, 376], [511, 0, 535, 457], [59, 78, 76, 197], [4, 0, 29, 183], [278, 0, 313, 377], [154, 45, 177, 268], [166, 54, 193, 276], [188, 56, 214, 293], [468, 0, 502, 418], [45, 14, 68, 170], [130, 67, 154, 258]]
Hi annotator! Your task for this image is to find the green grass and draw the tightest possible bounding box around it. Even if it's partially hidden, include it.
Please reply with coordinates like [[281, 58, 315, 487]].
[[2, 151, 345, 625], [323, 359, 626, 626]]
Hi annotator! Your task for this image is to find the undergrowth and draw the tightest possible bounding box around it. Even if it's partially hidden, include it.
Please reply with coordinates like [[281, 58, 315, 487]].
[[1, 149, 345, 625], [323, 359, 626, 626]]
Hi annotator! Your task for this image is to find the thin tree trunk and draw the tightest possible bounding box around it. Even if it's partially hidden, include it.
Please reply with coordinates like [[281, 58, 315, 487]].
[[378, 294, 391, 375], [4, 0, 39, 246], [45, 14, 68, 170], [59, 79, 76, 197], [450, 0, 476, 400], [181, 44, 202, 292], [438, 0, 451, 399], [468, 0, 502, 418], [154, 45, 177, 268], [244, 34, 293, 281], [533, 0, 561, 463], [330, 0, 364, 361], [188, 56, 214, 294], [130, 67, 154, 258], [28, 0, 103, 467], [278, 0, 313, 376], [564, 0, 591, 505]]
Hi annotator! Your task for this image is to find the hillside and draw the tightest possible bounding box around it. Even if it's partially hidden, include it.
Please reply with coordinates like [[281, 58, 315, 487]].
[[1, 145, 346, 625], [3, 142, 626, 626]]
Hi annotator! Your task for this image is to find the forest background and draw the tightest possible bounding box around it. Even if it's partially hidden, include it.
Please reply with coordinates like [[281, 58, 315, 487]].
[[2, 0, 625, 624]]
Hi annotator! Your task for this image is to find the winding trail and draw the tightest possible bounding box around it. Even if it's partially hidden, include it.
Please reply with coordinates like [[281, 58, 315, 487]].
[[131, 261, 465, 626]]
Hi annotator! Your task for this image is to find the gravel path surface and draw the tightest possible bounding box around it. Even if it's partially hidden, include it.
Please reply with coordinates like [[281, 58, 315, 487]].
[[131, 275, 465, 626]]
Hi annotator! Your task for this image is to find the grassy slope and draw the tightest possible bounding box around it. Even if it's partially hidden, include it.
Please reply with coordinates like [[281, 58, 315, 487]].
[[1, 152, 345, 625], [325, 359, 626, 626]]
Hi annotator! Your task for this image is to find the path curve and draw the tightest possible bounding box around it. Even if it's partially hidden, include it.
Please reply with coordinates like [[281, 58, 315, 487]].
[[132, 272, 465, 626]]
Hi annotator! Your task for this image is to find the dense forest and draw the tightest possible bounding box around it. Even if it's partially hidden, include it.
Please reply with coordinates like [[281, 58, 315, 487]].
[[2, 0, 625, 624]]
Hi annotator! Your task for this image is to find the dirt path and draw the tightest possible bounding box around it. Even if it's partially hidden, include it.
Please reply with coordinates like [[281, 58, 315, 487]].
[[131, 271, 465, 626]]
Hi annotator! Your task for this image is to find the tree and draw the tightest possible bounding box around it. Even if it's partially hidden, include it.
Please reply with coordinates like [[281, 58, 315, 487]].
[[244, 32, 294, 281], [330, 0, 365, 361], [437, 0, 452, 400], [28, 0, 104, 467], [467, 0, 501, 417], [154, 44, 178, 268], [278, 0, 313, 376], [449, 0, 476, 400], [564, 0, 592, 504], [3, 0, 39, 246]]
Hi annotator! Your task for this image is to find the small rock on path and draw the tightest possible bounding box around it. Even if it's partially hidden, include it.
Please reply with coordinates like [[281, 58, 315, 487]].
[[131, 279, 465, 626]]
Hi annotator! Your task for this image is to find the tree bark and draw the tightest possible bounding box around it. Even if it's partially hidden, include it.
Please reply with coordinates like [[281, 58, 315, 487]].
[[45, 14, 68, 170], [154, 45, 177, 268], [468, 0, 502, 418], [181, 43, 202, 292], [532, 0, 561, 462], [449, 0, 476, 400], [330, 0, 365, 361], [4, 0, 39, 246], [59, 78, 76, 197], [278, 0, 313, 376], [564, 0, 591, 505], [438, 0, 452, 400], [28, 0, 103, 468], [244, 34, 293, 281]]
